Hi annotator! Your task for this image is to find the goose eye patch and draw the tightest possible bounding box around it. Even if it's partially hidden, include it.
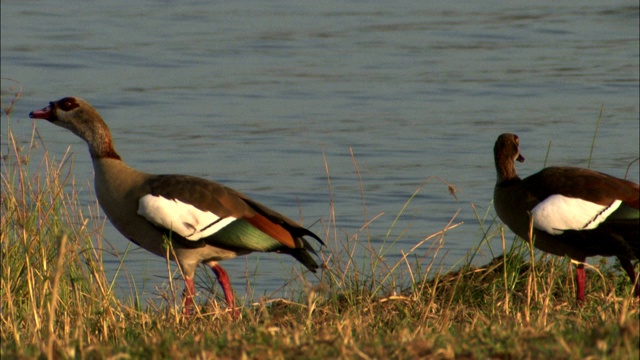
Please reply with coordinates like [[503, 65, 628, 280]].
[[58, 97, 78, 111]]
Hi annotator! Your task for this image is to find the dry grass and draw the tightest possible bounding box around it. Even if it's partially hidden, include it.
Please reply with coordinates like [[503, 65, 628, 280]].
[[1, 86, 638, 359]]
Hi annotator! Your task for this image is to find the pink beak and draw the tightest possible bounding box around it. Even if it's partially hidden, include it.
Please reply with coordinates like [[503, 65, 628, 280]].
[[29, 105, 52, 120]]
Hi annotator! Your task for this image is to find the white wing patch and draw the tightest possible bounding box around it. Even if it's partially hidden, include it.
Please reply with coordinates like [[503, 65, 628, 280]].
[[531, 194, 621, 235], [138, 194, 236, 241]]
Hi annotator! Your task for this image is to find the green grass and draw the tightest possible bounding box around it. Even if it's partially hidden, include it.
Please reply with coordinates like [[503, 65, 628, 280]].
[[1, 87, 638, 359]]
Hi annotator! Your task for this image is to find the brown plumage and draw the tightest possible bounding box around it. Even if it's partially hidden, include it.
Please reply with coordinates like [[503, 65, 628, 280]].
[[493, 133, 639, 302], [30, 96, 324, 316]]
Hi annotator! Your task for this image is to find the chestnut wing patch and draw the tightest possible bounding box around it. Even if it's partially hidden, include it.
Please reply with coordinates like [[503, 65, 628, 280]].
[[139, 175, 309, 252], [244, 213, 296, 248]]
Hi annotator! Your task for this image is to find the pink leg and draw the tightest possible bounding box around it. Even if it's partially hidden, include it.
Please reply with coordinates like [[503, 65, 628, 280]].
[[618, 257, 640, 298], [209, 263, 239, 317], [575, 263, 586, 303], [183, 276, 196, 316]]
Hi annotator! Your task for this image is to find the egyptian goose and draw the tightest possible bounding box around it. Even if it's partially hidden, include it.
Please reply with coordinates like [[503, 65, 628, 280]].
[[493, 133, 639, 302], [29, 97, 324, 315]]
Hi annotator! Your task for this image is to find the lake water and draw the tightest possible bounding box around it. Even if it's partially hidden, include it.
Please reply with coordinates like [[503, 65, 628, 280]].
[[2, 1, 639, 305]]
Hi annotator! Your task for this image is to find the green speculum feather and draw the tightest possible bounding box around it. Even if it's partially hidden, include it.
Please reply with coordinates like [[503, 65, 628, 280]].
[[611, 204, 640, 221], [208, 219, 283, 252]]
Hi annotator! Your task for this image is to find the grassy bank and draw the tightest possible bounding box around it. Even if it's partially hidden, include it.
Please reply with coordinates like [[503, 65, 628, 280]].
[[2, 90, 638, 359]]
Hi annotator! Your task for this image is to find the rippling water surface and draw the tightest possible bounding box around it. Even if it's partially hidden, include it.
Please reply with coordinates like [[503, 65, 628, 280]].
[[2, 1, 638, 303]]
